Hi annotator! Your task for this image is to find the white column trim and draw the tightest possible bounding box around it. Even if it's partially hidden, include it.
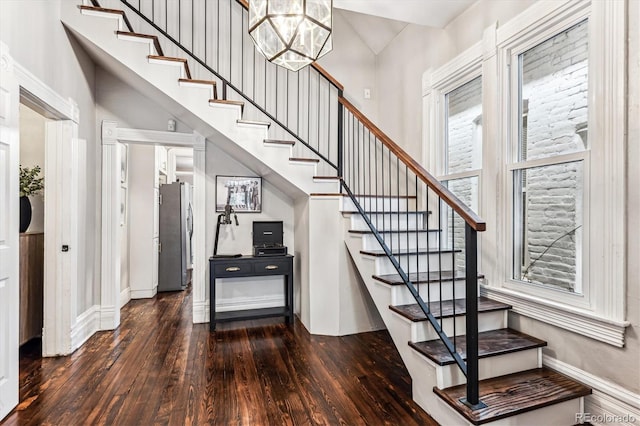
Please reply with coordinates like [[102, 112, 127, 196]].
[[192, 133, 207, 323], [116, 127, 195, 146], [100, 120, 121, 330], [11, 56, 81, 357]]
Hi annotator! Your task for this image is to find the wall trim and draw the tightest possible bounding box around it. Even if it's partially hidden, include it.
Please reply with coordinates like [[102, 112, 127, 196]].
[[70, 305, 100, 351], [543, 355, 640, 425], [193, 300, 209, 324], [130, 287, 157, 299], [120, 287, 131, 308], [116, 127, 195, 146], [482, 285, 629, 347]]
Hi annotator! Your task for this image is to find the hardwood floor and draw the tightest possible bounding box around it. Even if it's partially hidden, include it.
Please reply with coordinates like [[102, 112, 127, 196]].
[[2, 288, 438, 425]]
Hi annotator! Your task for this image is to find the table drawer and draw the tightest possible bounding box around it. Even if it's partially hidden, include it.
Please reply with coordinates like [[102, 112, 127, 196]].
[[213, 261, 253, 276], [253, 258, 291, 275]]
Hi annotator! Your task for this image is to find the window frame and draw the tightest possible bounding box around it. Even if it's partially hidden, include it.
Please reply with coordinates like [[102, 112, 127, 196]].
[[480, 0, 629, 347], [423, 42, 484, 260]]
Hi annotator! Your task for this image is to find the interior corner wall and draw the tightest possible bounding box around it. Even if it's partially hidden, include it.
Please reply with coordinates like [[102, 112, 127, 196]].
[[317, 10, 378, 122], [0, 0, 98, 315], [374, 0, 535, 161], [205, 141, 295, 312]]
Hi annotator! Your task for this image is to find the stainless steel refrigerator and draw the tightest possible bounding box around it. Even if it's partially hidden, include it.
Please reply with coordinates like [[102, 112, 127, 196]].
[[158, 182, 191, 292]]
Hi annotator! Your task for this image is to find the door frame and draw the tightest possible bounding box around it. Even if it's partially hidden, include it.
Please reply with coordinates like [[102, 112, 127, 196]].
[[100, 121, 206, 329], [3, 46, 81, 356]]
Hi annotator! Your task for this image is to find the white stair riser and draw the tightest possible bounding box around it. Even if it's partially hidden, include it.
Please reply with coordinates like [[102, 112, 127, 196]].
[[391, 279, 467, 305], [372, 252, 455, 276], [418, 347, 541, 389], [360, 231, 439, 251], [351, 213, 426, 231], [342, 197, 417, 212], [404, 310, 508, 342]]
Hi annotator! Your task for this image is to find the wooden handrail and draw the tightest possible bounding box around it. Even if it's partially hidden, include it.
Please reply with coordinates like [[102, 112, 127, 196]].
[[339, 96, 486, 232], [235, 0, 344, 92]]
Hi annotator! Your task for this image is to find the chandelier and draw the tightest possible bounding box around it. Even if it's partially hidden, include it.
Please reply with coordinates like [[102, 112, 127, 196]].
[[249, 0, 333, 72]]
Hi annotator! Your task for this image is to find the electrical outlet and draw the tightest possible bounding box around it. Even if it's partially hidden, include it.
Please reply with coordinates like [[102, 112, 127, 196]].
[[364, 88, 371, 99], [168, 119, 176, 132]]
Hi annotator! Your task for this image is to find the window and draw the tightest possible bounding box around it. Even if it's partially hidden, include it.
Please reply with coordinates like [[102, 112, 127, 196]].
[[510, 21, 589, 294], [442, 77, 482, 270]]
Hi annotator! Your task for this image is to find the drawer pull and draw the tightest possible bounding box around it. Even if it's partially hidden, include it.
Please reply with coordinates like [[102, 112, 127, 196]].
[[265, 265, 279, 270], [225, 266, 241, 272]]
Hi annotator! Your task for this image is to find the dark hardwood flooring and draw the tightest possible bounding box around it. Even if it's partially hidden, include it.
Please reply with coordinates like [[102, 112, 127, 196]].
[[2, 287, 437, 425]]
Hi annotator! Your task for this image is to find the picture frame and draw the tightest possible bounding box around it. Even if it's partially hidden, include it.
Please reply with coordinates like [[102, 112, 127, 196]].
[[216, 175, 262, 213]]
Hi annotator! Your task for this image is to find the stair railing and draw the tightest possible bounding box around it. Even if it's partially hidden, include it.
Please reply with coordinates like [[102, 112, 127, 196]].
[[91, 0, 486, 407], [339, 97, 487, 408], [114, 0, 343, 176]]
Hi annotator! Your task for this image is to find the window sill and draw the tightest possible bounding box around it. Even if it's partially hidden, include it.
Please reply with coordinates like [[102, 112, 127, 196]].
[[481, 284, 630, 347]]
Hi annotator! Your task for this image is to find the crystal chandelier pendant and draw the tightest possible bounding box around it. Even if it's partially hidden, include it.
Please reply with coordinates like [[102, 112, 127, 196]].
[[249, 0, 333, 72]]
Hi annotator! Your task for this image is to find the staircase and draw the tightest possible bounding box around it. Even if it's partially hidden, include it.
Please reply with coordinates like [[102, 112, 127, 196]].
[[61, 1, 591, 424]]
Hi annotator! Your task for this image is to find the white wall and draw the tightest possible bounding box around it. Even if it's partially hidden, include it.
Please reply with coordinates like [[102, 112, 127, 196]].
[[317, 10, 378, 121], [205, 142, 296, 311], [374, 0, 535, 159], [1, 0, 98, 314]]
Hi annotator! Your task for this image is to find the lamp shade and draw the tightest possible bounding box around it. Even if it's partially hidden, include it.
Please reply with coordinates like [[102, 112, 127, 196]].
[[249, 0, 333, 72]]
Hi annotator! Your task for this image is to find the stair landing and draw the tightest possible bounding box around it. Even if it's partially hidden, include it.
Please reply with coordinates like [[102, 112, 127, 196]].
[[433, 367, 591, 425]]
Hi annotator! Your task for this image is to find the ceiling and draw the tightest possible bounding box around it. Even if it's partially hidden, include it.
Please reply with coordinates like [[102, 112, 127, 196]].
[[333, 0, 475, 55], [333, 0, 475, 28]]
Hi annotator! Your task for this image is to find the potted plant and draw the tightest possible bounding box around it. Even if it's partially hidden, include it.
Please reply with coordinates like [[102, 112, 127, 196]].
[[19, 165, 44, 233]]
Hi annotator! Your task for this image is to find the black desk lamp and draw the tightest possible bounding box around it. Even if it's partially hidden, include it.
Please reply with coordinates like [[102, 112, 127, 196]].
[[212, 204, 242, 258]]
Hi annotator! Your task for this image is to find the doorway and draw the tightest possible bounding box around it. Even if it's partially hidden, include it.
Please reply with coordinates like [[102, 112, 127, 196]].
[[17, 102, 48, 358]]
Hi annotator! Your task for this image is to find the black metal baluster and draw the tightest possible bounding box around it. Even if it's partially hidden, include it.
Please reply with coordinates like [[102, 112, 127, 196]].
[[452, 207, 456, 354], [438, 198, 443, 331]]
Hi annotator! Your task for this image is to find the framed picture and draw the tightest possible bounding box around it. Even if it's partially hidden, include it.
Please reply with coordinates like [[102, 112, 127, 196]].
[[216, 175, 262, 213]]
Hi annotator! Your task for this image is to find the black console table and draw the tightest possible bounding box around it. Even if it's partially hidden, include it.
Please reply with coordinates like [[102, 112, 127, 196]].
[[209, 255, 294, 331]]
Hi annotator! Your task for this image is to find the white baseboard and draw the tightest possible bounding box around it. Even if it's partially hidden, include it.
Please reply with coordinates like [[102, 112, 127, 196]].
[[130, 287, 157, 299], [100, 305, 117, 330], [193, 299, 209, 324], [120, 287, 131, 308], [70, 305, 100, 351], [215, 295, 283, 312], [543, 355, 640, 425], [192, 296, 282, 324]]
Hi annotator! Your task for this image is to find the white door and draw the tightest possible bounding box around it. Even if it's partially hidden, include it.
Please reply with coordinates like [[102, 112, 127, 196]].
[[0, 44, 21, 420]]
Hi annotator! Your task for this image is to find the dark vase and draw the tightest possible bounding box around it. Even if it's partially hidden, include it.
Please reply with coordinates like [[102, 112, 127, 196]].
[[20, 196, 32, 233]]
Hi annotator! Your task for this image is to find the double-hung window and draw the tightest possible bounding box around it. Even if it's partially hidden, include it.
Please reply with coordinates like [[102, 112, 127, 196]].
[[509, 21, 589, 295]]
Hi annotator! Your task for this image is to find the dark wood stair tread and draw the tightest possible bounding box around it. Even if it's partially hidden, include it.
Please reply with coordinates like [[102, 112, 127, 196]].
[[264, 139, 295, 146], [373, 270, 482, 286], [116, 31, 163, 56], [209, 99, 244, 113], [314, 176, 342, 180], [147, 55, 191, 79], [290, 157, 320, 163], [410, 328, 546, 366], [360, 248, 461, 257], [179, 78, 218, 99], [79, 5, 134, 32], [390, 297, 510, 322], [434, 367, 591, 425]]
